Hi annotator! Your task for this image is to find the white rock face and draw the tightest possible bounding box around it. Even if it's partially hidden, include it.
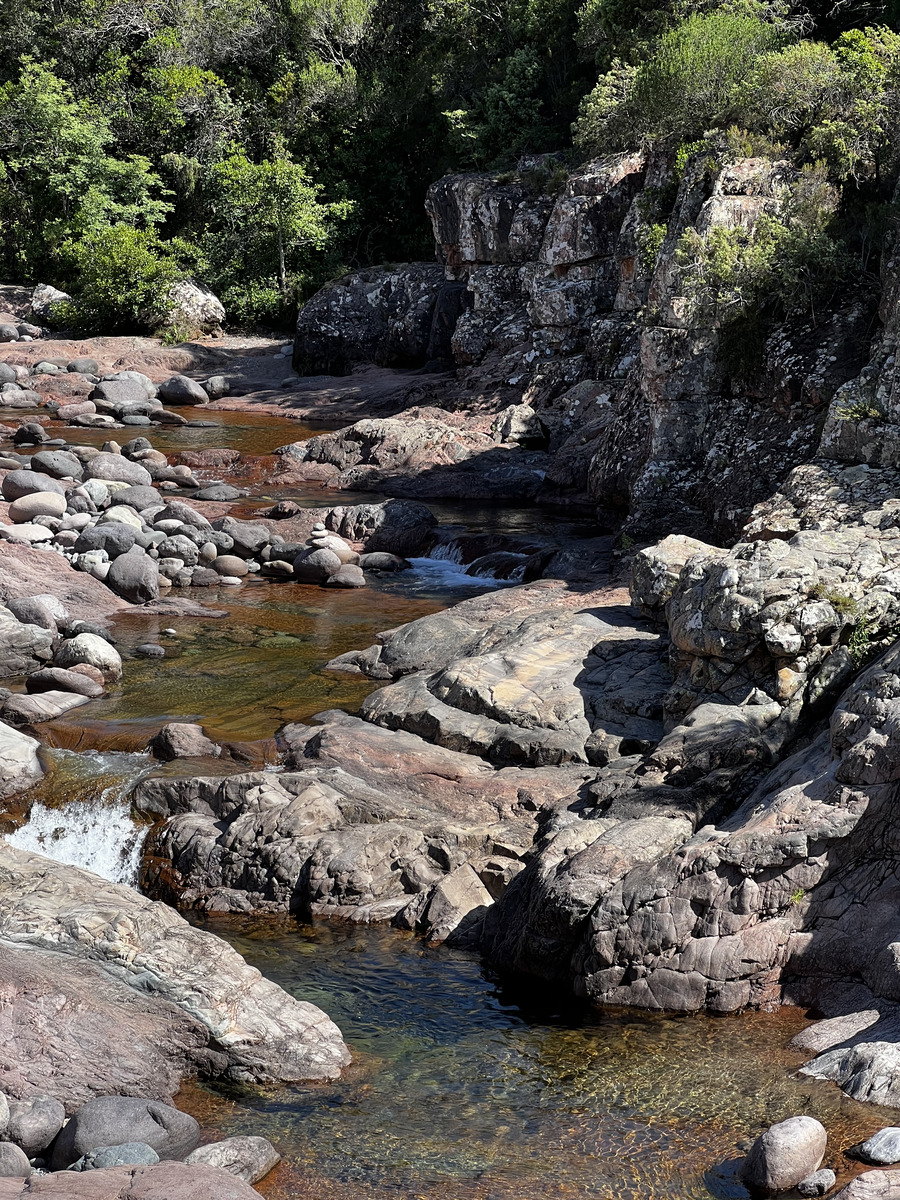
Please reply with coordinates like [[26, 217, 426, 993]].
[[163, 280, 225, 334], [29, 283, 72, 322], [0, 720, 43, 801]]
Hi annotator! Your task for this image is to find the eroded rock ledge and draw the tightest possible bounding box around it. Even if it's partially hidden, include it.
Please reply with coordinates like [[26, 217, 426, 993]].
[[0, 844, 350, 1107]]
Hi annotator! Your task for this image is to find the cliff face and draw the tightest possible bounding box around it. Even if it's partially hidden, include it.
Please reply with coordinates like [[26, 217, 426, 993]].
[[294, 150, 877, 541]]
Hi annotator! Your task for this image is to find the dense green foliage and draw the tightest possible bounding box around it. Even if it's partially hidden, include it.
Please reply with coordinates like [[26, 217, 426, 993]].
[[2, 0, 899, 332]]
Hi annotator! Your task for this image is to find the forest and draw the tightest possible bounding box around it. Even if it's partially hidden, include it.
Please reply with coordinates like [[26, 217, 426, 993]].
[[2, 0, 899, 333]]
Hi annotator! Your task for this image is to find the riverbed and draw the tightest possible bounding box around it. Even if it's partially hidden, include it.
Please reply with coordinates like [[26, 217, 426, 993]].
[[1, 394, 889, 1199]]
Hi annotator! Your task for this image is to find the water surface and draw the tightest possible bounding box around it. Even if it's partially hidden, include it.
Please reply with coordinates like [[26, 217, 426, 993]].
[[180, 917, 891, 1200]]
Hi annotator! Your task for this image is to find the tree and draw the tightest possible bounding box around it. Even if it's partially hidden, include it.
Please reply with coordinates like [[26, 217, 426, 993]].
[[0, 59, 168, 278], [204, 147, 352, 319]]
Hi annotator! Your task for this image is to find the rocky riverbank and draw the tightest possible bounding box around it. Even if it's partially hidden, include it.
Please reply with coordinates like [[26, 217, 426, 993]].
[[4, 141, 900, 1196]]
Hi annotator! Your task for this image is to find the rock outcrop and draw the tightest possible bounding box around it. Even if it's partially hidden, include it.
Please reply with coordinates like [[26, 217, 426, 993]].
[[0, 844, 350, 1104], [293, 150, 871, 538]]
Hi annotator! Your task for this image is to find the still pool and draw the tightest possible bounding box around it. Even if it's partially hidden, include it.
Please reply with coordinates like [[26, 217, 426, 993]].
[[178, 917, 892, 1200]]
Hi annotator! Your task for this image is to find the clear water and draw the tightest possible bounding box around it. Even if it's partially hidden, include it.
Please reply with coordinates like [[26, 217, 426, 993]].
[[178, 917, 892, 1200]]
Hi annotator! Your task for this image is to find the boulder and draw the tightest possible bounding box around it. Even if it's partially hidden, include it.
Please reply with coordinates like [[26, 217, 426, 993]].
[[1, 471, 66, 502], [210, 516, 269, 557], [54, 633, 123, 681], [158, 376, 208, 406], [0, 721, 42, 801], [0, 1143, 30, 1178], [8, 492, 67, 523], [73, 524, 137, 559], [83, 453, 152, 488], [853, 1130, 900, 1167], [49, 1097, 200, 1169], [163, 280, 225, 335], [323, 563, 366, 588], [740, 1117, 828, 1193], [26, 668, 105, 699], [0, 845, 351, 1092], [0, 606, 54, 677], [106, 550, 160, 605], [212, 555, 247, 577], [2, 690, 92, 724], [833, 1171, 900, 1200], [184, 1136, 280, 1184], [6, 1095, 66, 1156], [293, 547, 341, 582], [111, 485, 162, 511], [69, 1142, 160, 1171], [67, 357, 99, 375], [147, 723, 222, 762], [30, 450, 84, 480], [0, 1161, 267, 1197], [799, 1169, 837, 1197], [29, 284, 71, 322]]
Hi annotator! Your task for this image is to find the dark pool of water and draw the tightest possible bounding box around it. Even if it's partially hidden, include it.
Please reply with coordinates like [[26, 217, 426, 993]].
[[178, 917, 891, 1200]]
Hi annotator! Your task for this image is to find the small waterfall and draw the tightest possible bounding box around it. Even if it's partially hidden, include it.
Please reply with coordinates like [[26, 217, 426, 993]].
[[427, 540, 465, 564], [6, 750, 152, 888]]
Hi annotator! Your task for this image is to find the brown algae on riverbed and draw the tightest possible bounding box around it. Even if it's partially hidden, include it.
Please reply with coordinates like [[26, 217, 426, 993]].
[[176, 917, 892, 1200]]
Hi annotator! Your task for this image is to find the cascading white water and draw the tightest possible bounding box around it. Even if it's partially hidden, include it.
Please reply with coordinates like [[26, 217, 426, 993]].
[[6, 750, 151, 888], [407, 556, 496, 589]]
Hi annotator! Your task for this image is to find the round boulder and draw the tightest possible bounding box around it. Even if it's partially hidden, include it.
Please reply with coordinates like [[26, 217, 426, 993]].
[[323, 563, 366, 588], [83, 452, 152, 488], [68, 357, 99, 375], [6, 1094, 66, 1156], [111, 485, 162, 511], [740, 1116, 827, 1193], [31, 449, 84, 480], [0, 1142, 31, 1179], [293, 547, 341, 583], [8, 491, 67, 523], [107, 548, 160, 604], [1, 469, 66, 502], [158, 375, 208, 405], [74, 523, 137, 559], [55, 633, 123, 681], [49, 1096, 200, 1170], [213, 555, 248, 577], [147, 722, 222, 761]]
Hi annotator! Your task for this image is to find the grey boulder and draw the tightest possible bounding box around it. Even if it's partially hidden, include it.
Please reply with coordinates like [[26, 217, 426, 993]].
[[74, 523, 137, 559], [799, 1168, 837, 1196], [69, 1141, 161, 1171], [0, 1142, 31, 1178], [50, 1096, 201, 1170], [83, 452, 152, 488], [158, 375, 208, 405], [6, 1094, 66, 1156], [1, 470, 66, 502], [147, 723, 222, 761], [30, 449, 84, 480], [107, 549, 160, 604], [852, 1130, 900, 1166]]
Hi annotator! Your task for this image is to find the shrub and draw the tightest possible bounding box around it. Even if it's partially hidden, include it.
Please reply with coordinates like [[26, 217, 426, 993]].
[[575, 10, 783, 150], [59, 226, 196, 335]]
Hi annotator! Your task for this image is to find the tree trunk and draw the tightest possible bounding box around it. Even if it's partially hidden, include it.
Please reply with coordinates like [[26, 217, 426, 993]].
[[277, 226, 287, 302]]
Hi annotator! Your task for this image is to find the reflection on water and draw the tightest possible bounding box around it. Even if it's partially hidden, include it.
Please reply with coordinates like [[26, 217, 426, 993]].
[[39, 577, 455, 748], [180, 918, 892, 1200]]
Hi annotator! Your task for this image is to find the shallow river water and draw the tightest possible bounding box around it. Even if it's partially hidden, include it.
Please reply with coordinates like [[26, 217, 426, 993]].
[[3, 399, 892, 1198]]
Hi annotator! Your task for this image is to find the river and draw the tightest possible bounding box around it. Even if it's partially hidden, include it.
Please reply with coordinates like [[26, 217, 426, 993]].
[[2, 396, 889, 1198]]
